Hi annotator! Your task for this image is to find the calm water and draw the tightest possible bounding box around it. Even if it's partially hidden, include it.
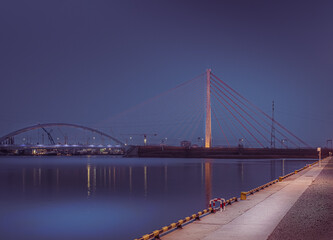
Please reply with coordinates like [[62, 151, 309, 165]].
[[0, 156, 315, 240]]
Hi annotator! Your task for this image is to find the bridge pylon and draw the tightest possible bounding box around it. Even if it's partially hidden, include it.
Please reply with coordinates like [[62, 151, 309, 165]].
[[205, 69, 212, 148]]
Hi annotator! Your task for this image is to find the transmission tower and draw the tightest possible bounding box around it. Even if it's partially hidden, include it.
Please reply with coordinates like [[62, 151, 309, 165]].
[[270, 100, 276, 148]]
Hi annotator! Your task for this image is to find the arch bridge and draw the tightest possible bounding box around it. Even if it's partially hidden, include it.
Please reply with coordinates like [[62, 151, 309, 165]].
[[0, 123, 125, 156]]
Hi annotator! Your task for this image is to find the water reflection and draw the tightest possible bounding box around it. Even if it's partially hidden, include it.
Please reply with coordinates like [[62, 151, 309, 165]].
[[237, 162, 244, 184], [33, 168, 36, 186], [129, 166, 132, 193], [108, 167, 111, 190], [164, 165, 167, 193], [93, 166, 96, 194], [270, 160, 276, 180], [204, 162, 212, 205], [56, 168, 59, 192], [0, 157, 316, 240], [22, 168, 26, 193], [38, 168, 41, 186], [87, 164, 91, 197], [113, 167, 116, 190], [1, 158, 314, 201], [103, 167, 106, 187]]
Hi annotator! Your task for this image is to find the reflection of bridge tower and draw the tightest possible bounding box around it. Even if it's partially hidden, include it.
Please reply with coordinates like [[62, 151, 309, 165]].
[[205, 161, 212, 205], [205, 69, 212, 148]]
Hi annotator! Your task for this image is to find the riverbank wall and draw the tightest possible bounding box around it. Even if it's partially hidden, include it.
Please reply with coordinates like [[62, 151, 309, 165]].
[[126, 145, 330, 159]]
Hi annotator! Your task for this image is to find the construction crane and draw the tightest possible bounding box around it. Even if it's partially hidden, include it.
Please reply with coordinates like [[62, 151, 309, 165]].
[[41, 127, 56, 145], [121, 133, 157, 146]]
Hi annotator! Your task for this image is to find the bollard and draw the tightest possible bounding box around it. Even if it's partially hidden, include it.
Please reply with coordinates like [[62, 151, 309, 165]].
[[241, 192, 247, 200], [143, 235, 150, 240]]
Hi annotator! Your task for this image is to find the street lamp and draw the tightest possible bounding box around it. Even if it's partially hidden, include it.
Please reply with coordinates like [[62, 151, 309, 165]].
[[326, 139, 332, 151], [238, 138, 244, 148], [281, 139, 288, 149], [317, 147, 322, 167]]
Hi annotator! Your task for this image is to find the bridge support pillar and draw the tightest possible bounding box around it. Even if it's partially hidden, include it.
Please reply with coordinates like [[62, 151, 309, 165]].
[[205, 69, 212, 148]]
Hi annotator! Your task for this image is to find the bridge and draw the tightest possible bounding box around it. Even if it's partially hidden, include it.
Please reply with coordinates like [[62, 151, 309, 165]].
[[102, 70, 311, 149], [1, 70, 327, 157], [0, 123, 125, 156]]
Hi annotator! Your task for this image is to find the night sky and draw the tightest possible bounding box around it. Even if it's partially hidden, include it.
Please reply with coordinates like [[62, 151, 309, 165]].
[[1, 0, 333, 146]]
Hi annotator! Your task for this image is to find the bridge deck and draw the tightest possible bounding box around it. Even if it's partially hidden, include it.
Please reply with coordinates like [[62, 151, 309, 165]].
[[161, 157, 332, 240]]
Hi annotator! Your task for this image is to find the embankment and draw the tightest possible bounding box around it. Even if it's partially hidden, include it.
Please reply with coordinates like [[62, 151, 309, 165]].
[[126, 146, 329, 159]]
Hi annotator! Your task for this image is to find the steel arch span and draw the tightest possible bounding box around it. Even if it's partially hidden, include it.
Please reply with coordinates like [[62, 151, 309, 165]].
[[0, 123, 124, 146]]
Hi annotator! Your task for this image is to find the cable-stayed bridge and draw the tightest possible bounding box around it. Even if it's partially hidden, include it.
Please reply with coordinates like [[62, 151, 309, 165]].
[[0, 70, 329, 158], [103, 69, 309, 149]]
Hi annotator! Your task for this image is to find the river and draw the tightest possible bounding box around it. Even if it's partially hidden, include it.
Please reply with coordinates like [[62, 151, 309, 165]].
[[0, 156, 315, 240]]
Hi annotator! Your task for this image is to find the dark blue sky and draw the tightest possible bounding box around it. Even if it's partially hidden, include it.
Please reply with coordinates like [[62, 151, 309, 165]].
[[1, 0, 332, 146]]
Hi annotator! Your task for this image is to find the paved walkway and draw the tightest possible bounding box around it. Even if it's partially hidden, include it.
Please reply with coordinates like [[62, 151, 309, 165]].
[[162, 157, 332, 240], [268, 158, 333, 240]]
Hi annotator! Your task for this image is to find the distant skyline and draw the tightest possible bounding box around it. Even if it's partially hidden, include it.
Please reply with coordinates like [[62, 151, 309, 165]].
[[1, 0, 333, 146]]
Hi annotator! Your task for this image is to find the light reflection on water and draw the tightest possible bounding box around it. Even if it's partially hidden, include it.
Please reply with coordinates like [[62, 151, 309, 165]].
[[0, 156, 315, 240]]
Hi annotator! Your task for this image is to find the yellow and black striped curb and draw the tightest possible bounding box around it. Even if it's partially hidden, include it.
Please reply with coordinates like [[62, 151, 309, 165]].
[[135, 197, 238, 240], [241, 160, 319, 200], [241, 179, 279, 200], [135, 208, 212, 240], [279, 160, 318, 182]]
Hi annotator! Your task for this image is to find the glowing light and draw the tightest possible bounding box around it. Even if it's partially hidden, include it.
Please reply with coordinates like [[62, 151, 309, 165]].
[[87, 164, 91, 197], [144, 166, 148, 197]]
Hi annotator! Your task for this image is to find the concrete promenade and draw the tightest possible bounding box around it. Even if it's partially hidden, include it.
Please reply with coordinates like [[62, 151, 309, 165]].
[[162, 157, 332, 240], [268, 158, 333, 240]]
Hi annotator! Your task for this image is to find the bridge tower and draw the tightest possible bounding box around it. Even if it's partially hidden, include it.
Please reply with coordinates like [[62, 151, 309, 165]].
[[205, 69, 212, 148]]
